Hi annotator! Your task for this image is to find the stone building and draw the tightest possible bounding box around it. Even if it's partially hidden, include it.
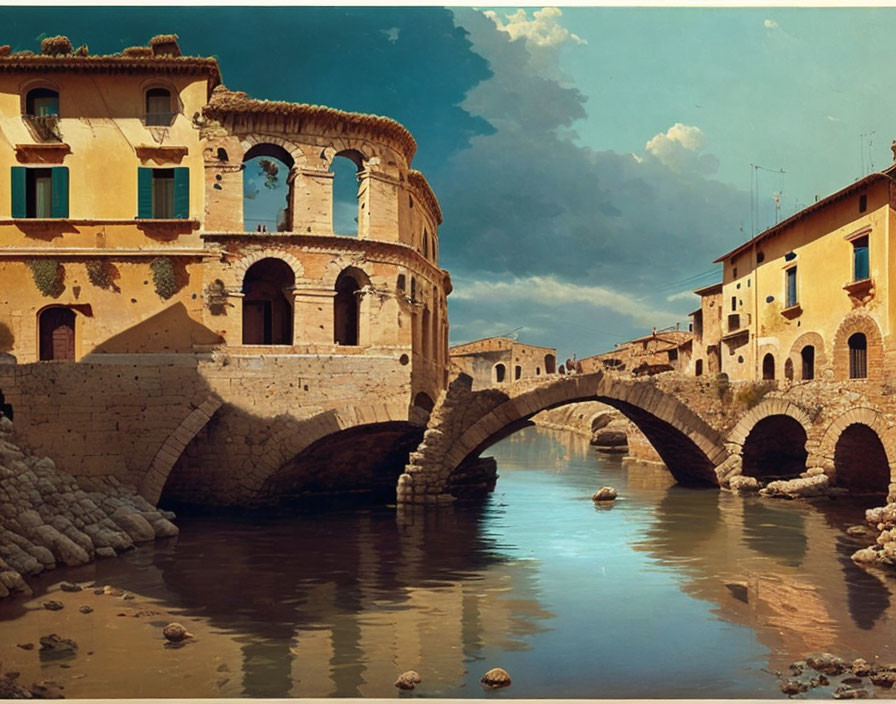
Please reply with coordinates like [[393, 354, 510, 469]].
[[578, 328, 693, 376], [448, 336, 557, 390], [700, 159, 896, 383], [0, 34, 449, 408], [687, 282, 722, 377]]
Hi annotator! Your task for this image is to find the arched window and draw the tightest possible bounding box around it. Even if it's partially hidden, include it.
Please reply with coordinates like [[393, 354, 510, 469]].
[[243, 143, 295, 233], [241, 258, 295, 345], [397, 274, 406, 292], [695, 359, 703, 376], [801, 346, 815, 380], [536, 367, 541, 376], [849, 333, 867, 379], [544, 354, 556, 374], [39, 306, 75, 360], [514, 365, 522, 380], [423, 231, 429, 258], [784, 358, 794, 381], [26, 87, 59, 117], [494, 363, 506, 383], [413, 392, 434, 413], [145, 87, 173, 126], [762, 353, 775, 380], [334, 268, 367, 346], [332, 150, 364, 236], [410, 277, 416, 303], [422, 307, 431, 358]]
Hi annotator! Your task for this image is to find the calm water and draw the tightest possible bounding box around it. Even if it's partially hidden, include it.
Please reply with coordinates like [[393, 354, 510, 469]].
[[1, 426, 894, 698]]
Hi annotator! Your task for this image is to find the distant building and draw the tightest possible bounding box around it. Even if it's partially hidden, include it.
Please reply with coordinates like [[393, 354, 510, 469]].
[[687, 282, 722, 377], [578, 328, 693, 377], [449, 337, 557, 390]]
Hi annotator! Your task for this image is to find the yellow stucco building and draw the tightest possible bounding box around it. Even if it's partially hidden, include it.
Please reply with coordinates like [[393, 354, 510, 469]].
[[0, 34, 449, 407], [691, 163, 896, 384]]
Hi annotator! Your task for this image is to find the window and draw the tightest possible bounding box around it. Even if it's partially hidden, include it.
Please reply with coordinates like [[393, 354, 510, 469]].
[[10, 166, 69, 218], [849, 333, 867, 379], [695, 359, 703, 376], [145, 88, 173, 126], [494, 363, 506, 383], [785, 267, 798, 308], [514, 365, 522, 380], [852, 235, 869, 281], [801, 345, 815, 380], [25, 88, 59, 117], [762, 353, 775, 380], [859, 195, 867, 213], [731, 296, 737, 311], [137, 167, 189, 219], [397, 274, 406, 292]]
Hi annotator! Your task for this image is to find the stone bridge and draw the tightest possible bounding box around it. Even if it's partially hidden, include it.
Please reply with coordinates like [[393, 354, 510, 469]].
[[397, 371, 896, 506], [2, 356, 896, 509]]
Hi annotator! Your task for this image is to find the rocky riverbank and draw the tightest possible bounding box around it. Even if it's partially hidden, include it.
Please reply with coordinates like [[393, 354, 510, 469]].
[[851, 502, 896, 570], [0, 415, 178, 600]]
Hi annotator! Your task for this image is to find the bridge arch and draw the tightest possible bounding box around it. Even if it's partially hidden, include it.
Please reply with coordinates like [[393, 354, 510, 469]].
[[726, 399, 813, 479], [400, 372, 729, 504], [819, 407, 896, 495]]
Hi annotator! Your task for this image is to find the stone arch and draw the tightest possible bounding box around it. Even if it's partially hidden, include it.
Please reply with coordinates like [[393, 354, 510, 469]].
[[223, 249, 304, 290], [442, 373, 726, 489], [726, 399, 813, 479], [139, 394, 223, 505], [818, 407, 896, 493], [832, 312, 884, 380], [37, 305, 77, 361], [238, 134, 305, 168], [334, 266, 370, 346], [787, 331, 827, 380], [242, 141, 297, 232], [323, 255, 387, 290]]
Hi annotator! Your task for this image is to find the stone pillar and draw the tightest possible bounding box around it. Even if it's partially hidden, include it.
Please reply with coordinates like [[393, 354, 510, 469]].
[[291, 167, 333, 235], [223, 290, 245, 345], [359, 170, 400, 242], [204, 161, 243, 232], [292, 285, 336, 344]]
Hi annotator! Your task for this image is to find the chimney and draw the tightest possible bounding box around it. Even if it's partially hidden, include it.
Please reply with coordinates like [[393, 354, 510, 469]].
[[149, 34, 181, 58]]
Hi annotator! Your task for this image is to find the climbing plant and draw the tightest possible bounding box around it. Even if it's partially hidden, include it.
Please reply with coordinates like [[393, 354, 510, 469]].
[[150, 257, 177, 299], [27, 260, 64, 298], [85, 259, 120, 292]]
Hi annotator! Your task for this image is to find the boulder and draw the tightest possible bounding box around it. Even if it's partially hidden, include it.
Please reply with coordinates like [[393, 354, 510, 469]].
[[162, 623, 193, 643], [805, 652, 848, 675], [38, 634, 77, 655], [109, 508, 155, 543], [394, 671, 422, 690], [480, 668, 511, 689], [760, 474, 830, 499], [592, 487, 617, 502], [728, 476, 760, 494]]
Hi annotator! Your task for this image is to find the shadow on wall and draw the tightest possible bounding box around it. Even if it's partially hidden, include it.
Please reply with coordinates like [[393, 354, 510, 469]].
[[89, 302, 224, 354]]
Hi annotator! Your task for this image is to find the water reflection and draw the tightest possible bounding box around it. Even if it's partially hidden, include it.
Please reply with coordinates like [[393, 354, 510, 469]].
[[741, 499, 808, 567]]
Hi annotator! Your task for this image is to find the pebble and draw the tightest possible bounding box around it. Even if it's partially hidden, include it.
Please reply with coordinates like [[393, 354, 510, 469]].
[[480, 667, 511, 689], [38, 634, 77, 654], [870, 671, 896, 688], [78, 605, 93, 614], [16, 643, 34, 650], [162, 623, 193, 643], [780, 680, 808, 695], [42, 600, 64, 611], [394, 671, 422, 690], [833, 686, 870, 699], [59, 582, 81, 592], [592, 486, 617, 502]]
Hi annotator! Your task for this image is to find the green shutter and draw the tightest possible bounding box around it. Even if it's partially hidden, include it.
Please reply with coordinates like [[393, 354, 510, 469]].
[[10, 167, 26, 218], [50, 167, 69, 218], [137, 167, 153, 219], [173, 167, 189, 219]]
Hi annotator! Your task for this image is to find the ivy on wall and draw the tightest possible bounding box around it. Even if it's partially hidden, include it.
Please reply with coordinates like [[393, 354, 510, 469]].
[[85, 259, 120, 292], [27, 260, 64, 298], [150, 257, 177, 299]]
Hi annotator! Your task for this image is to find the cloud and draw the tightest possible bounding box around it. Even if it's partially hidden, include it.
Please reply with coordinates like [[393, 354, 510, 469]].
[[483, 7, 586, 48], [764, 19, 780, 30], [381, 27, 400, 43], [826, 115, 842, 122], [452, 275, 681, 330], [666, 290, 699, 303], [644, 123, 719, 175]]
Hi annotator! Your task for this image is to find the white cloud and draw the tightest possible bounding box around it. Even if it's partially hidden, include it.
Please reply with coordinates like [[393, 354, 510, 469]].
[[483, 7, 586, 48], [764, 19, 780, 30], [644, 122, 719, 175], [451, 275, 680, 329], [826, 115, 841, 122], [666, 290, 699, 303]]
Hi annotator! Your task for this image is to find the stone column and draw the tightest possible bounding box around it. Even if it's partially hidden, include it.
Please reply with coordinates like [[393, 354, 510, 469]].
[[292, 285, 336, 344], [204, 162, 244, 232], [224, 290, 245, 345], [291, 167, 334, 235], [358, 170, 400, 241]]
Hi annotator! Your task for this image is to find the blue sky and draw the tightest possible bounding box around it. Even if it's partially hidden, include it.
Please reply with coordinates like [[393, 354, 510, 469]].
[[5, 6, 896, 361]]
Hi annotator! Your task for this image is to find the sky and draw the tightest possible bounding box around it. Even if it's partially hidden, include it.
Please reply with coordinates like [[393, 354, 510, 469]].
[[4, 5, 896, 362]]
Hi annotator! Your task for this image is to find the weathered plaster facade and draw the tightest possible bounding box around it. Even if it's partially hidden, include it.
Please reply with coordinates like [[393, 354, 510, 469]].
[[449, 336, 557, 390]]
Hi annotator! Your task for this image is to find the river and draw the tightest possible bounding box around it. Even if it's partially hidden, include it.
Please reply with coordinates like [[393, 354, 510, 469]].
[[0, 426, 893, 698]]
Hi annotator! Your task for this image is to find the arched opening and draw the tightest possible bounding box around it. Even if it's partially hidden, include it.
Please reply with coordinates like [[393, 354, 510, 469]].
[[514, 365, 522, 380], [801, 345, 815, 380], [849, 333, 867, 379], [332, 150, 364, 236], [397, 274, 406, 292], [536, 366, 541, 376], [38, 306, 75, 361], [334, 268, 367, 346], [494, 363, 506, 383], [422, 307, 431, 358], [413, 392, 435, 413], [762, 353, 775, 380], [834, 423, 890, 494], [243, 144, 294, 233], [695, 359, 703, 376], [216, 147, 229, 162], [742, 415, 808, 479], [544, 354, 556, 374], [145, 87, 173, 126], [241, 258, 295, 345], [784, 358, 793, 381], [26, 87, 59, 117]]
